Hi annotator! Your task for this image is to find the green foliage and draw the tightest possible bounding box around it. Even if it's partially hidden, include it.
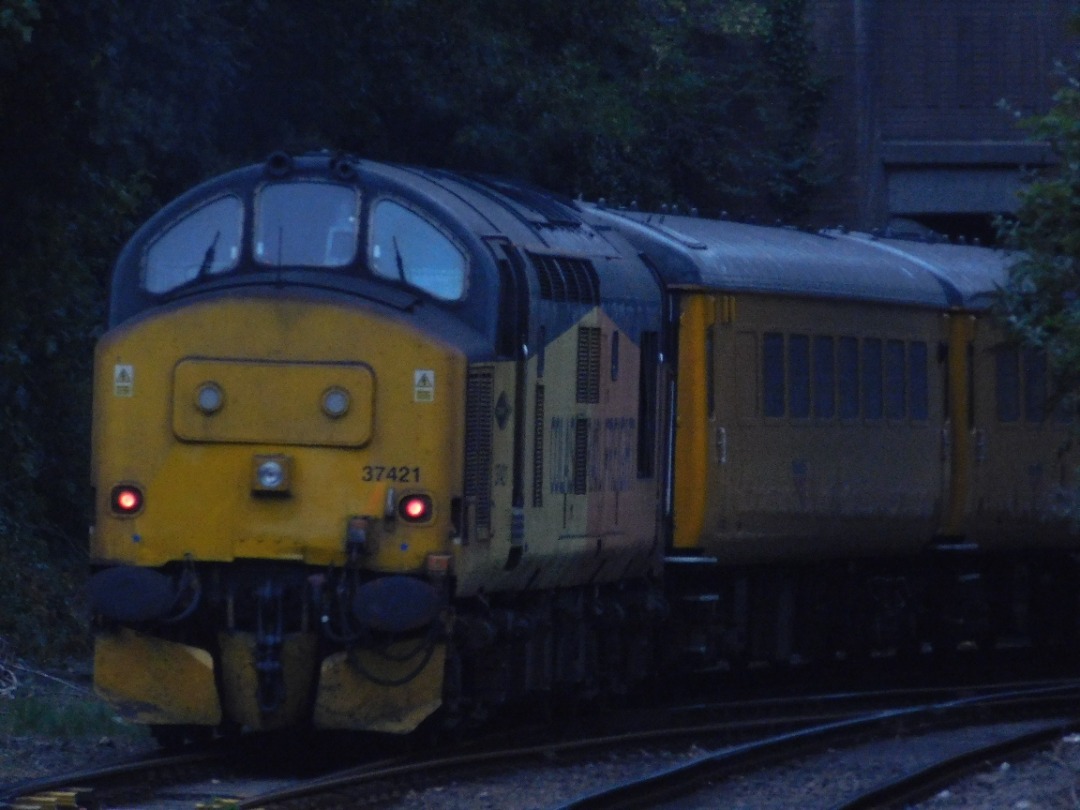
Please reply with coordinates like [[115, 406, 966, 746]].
[[0, 673, 142, 739], [220, 0, 826, 217], [999, 68, 1080, 397], [0, 523, 86, 659], [0, 0, 38, 44]]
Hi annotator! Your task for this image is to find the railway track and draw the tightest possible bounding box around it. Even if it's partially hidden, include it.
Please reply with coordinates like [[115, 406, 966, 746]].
[[832, 723, 1075, 810], [4, 678, 1078, 808], [547, 684, 1080, 809], [0, 746, 232, 809]]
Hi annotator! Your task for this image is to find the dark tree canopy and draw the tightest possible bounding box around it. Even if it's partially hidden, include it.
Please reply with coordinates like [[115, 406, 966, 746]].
[[0, 0, 826, 656]]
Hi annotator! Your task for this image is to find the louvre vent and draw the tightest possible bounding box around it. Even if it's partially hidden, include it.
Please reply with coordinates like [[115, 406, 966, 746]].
[[576, 326, 601, 404], [573, 417, 589, 495], [464, 367, 494, 534], [530, 253, 600, 304], [532, 385, 545, 508]]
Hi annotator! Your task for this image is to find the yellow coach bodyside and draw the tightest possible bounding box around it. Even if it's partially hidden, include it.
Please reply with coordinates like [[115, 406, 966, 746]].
[[672, 292, 949, 562], [91, 292, 464, 574], [961, 314, 1079, 548]]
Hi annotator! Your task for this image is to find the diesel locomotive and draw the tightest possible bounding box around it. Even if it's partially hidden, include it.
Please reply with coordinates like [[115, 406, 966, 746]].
[[87, 152, 1079, 742]]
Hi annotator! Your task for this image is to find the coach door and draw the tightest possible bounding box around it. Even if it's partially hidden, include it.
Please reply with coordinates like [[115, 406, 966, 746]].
[[967, 317, 1077, 547], [671, 293, 733, 550]]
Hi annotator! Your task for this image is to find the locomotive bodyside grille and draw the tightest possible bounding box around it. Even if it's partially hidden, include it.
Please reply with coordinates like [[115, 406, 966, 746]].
[[576, 326, 601, 404], [530, 253, 600, 305], [464, 367, 494, 534], [573, 416, 589, 495], [533, 384, 545, 507]]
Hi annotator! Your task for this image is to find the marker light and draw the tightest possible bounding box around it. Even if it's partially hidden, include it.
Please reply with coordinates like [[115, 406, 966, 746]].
[[196, 381, 224, 414], [110, 485, 144, 515], [321, 386, 350, 418], [399, 493, 433, 523]]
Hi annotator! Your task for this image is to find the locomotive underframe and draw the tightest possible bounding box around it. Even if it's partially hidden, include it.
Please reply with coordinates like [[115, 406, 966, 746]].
[[90, 560, 668, 737]]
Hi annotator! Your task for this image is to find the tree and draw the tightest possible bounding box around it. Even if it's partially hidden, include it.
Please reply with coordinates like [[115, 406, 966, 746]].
[[220, 0, 825, 218], [998, 51, 1080, 401]]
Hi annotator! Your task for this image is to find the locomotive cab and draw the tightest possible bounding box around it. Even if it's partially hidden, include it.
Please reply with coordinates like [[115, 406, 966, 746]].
[[89, 154, 492, 734]]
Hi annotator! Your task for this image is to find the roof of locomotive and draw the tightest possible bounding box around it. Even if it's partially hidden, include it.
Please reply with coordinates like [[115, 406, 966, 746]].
[[588, 208, 1013, 311], [362, 162, 610, 253], [107, 153, 648, 330]]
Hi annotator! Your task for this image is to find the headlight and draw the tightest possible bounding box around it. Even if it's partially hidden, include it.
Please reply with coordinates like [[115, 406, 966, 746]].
[[258, 461, 284, 488], [252, 455, 291, 494]]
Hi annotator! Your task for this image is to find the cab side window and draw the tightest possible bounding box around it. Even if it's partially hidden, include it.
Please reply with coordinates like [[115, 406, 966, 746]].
[[369, 200, 467, 300], [144, 195, 243, 293]]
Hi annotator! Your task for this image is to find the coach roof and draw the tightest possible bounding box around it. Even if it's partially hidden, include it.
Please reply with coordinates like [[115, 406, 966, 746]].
[[592, 209, 1011, 311]]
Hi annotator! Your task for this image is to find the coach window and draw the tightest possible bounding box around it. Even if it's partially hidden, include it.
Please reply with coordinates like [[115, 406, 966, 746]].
[[763, 332, 785, 418], [1024, 348, 1048, 422], [370, 200, 467, 300], [996, 347, 1020, 422], [885, 339, 906, 420], [144, 195, 243, 293], [838, 336, 859, 420], [862, 338, 883, 420], [788, 334, 810, 418], [813, 336, 835, 419], [909, 342, 929, 421], [255, 183, 359, 267]]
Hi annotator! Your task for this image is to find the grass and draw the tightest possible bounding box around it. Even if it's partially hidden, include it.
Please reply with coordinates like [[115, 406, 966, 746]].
[[2, 694, 117, 737], [0, 666, 147, 741]]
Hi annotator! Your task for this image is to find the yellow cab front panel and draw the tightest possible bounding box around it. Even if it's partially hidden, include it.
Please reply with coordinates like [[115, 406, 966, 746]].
[[91, 291, 463, 574]]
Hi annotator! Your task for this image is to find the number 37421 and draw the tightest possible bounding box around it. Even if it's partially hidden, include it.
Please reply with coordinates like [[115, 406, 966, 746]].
[[362, 465, 422, 483]]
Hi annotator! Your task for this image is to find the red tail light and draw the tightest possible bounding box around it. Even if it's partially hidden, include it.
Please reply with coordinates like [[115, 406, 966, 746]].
[[110, 485, 144, 515], [399, 493, 433, 523]]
